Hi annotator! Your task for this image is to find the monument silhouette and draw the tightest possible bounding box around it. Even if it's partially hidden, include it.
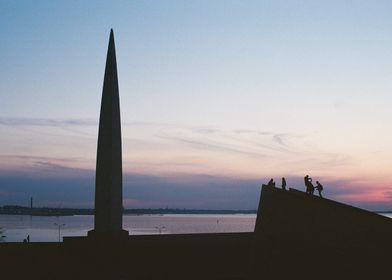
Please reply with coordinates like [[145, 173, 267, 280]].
[[87, 29, 128, 239]]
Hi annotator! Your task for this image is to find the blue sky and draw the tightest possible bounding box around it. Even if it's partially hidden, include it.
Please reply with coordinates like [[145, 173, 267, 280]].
[[1, 1, 392, 210]]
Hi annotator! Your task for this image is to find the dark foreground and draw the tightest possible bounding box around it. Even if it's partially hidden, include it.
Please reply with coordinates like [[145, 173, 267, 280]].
[[1, 186, 392, 280]]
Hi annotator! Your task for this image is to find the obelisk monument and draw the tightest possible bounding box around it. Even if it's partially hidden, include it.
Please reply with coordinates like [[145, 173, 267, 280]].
[[88, 29, 128, 238]]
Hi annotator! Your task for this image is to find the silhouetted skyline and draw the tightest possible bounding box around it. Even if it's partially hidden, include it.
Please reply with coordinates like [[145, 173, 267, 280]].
[[1, 1, 392, 210]]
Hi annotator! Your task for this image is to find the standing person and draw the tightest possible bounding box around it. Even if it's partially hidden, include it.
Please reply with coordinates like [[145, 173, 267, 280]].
[[304, 175, 310, 194], [281, 177, 287, 190], [308, 178, 315, 196], [316, 181, 323, 198]]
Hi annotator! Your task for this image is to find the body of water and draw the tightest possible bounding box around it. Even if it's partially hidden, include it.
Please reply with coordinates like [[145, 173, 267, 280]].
[[0, 214, 257, 242], [1, 213, 390, 242]]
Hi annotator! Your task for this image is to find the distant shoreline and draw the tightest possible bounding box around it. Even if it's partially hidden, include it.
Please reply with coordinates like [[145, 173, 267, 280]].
[[0, 205, 257, 216]]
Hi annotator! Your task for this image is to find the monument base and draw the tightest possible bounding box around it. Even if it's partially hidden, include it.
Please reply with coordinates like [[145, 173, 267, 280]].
[[63, 229, 129, 244], [87, 229, 129, 239]]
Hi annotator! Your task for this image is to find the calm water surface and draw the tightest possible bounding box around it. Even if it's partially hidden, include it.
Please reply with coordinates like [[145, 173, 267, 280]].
[[1, 213, 390, 242], [0, 214, 256, 242]]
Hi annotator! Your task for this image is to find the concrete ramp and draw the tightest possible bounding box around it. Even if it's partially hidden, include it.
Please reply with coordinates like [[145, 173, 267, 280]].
[[250, 185, 392, 279]]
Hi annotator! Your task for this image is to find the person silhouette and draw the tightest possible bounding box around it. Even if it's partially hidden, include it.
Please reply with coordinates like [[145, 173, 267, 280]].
[[316, 181, 323, 198], [304, 175, 310, 194], [281, 177, 287, 190], [27, 235, 30, 242], [304, 175, 314, 195], [308, 178, 315, 195], [267, 178, 275, 187]]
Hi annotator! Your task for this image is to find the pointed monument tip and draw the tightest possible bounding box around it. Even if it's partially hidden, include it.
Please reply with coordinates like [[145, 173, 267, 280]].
[[108, 29, 115, 46]]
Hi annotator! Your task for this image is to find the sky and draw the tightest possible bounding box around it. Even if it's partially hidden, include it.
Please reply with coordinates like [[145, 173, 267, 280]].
[[1, 0, 392, 210]]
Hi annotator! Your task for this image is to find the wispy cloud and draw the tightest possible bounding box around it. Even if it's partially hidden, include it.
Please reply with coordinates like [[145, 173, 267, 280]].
[[236, 132, 300, 154], [0, 118, 358, 195], [272, 133, 287, 146], [192, 127, 220, 135], [383, 191, 392, 200], [0, 117, 97, 127], [0, 155, 81, 162], [159, 135, 267, 158], [0, 155, 93, 179], [156, 125, 306, 158], [232, 129, 271, 135]]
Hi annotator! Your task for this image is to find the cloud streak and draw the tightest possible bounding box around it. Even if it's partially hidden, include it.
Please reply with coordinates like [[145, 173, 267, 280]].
[[160, 135, 267, 158], [0, 117, 356, 179], [0, 155, 81, 163], [0, 117, 383, 209], [0, 117, 97, 127]]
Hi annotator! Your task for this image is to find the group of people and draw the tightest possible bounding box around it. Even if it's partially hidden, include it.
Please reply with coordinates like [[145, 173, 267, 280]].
[[265, 175, 324, 198], [267, 177, 287, 190], [304, 175, 323, 198]]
